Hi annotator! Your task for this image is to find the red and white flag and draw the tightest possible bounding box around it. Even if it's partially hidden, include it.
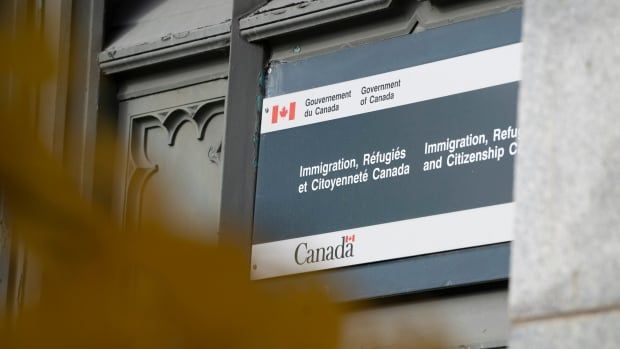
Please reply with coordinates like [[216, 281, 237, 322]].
[[271, 102, 296, 124]]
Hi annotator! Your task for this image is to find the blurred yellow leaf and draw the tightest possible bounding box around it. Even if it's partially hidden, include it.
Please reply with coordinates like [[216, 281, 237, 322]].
[[0, 27, 342, 349], [0, 25, 446, 349]]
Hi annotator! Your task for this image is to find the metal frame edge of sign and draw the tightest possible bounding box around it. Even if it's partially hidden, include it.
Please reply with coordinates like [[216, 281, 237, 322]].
[[251, 8, 523, 298]]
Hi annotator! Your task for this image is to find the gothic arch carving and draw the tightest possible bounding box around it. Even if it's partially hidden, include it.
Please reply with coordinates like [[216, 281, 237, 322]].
[[123, 98, 225, 235]]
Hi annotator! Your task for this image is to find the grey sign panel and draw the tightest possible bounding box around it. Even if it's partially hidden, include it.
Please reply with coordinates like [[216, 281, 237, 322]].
[[255, 83, 517, 243], [253, 9, 522, 298]]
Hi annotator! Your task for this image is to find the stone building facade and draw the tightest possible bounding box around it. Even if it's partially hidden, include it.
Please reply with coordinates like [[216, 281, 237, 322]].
[[2, 0, 618, 348]]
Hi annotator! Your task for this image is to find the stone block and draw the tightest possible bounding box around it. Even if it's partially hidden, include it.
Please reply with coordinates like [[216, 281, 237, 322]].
[[511, 311, 620, 349], [510, 0, 620, 319]]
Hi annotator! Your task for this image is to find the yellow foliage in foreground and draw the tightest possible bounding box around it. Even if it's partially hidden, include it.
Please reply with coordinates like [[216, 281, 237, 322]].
[[0, 29, 444, 349], [0, 28, 343, 349]]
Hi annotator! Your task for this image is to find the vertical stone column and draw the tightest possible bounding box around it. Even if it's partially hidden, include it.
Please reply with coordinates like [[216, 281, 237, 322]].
[[510, 1, 620, 347]]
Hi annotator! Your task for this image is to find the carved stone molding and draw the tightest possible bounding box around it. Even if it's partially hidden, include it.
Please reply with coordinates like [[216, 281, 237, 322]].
[[123, 98, 225, 238]]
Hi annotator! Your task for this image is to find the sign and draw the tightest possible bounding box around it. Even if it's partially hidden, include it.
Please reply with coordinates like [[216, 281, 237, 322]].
[[252, 10, 522, 281]]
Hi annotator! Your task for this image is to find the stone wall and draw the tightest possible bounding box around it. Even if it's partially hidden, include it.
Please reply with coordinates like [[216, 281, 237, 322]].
[[510, 1, 620, 347]]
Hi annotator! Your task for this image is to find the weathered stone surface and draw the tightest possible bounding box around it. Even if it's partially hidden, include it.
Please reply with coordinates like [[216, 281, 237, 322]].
[[511, 311, 620, 349], [510, 0, 620, 320]]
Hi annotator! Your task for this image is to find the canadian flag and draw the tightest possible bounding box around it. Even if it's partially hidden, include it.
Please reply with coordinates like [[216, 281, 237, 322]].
[[344, 234, 356, 243], [271, 102, 296, 124]]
